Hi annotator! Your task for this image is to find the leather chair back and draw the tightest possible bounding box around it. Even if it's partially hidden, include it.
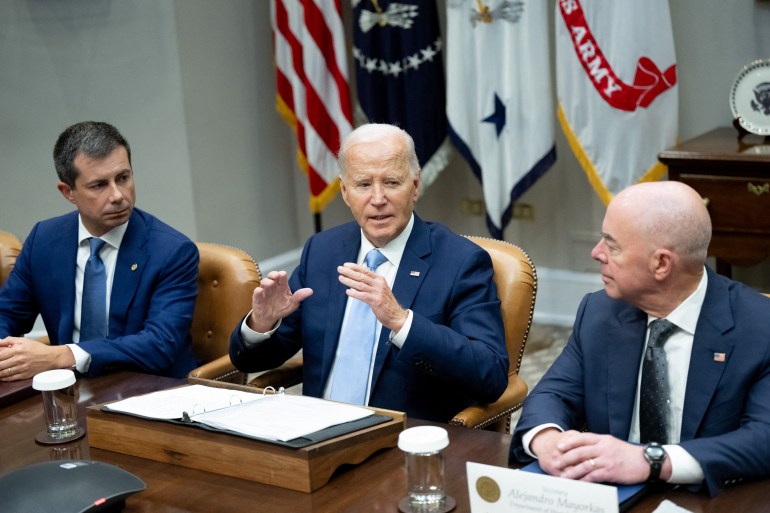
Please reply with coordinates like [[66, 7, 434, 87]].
[[190, 243, 261, 365], [465, 236, 537, 378], [449, 236, 537, 432], [0, 231, 22, 286]]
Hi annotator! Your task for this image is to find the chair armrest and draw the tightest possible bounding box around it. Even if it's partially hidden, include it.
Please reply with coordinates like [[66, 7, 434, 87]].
[[188, 355, 247, 384], [247, 355, 304, 389], [449, 375, 528, 431]]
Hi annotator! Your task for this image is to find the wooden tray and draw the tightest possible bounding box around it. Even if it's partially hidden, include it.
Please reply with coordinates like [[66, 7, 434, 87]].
[[86, 384, 405, 493]]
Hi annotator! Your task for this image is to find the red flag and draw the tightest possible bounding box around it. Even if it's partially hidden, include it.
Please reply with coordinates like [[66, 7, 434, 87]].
[[272, 0, 353, 213]]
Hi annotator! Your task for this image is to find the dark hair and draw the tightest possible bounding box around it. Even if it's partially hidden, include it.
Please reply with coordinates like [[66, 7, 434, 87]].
[[53, 121, 132, 187]]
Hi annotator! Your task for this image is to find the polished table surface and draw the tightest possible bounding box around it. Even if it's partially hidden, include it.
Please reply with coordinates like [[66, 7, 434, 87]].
[[1, 372, 769, 512]]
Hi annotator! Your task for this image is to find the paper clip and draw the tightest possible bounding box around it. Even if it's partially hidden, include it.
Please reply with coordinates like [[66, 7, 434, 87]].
[[262, 386, 285, 399]]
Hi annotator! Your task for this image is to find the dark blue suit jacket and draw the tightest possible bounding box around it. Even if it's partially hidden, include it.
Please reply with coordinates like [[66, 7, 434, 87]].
[[510, 267, 770, 495], [0, 208, 198, 378], [230, 215, 509, 422]]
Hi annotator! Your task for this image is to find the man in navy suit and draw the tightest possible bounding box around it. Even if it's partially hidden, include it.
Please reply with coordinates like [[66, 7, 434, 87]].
[[229, 123, 508, 422], [510, 181, 770, 495], [0, 121, 198, 380]]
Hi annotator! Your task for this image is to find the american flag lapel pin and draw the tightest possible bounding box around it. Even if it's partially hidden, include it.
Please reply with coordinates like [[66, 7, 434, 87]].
[[713, 352, 726, 362], [410, 271, 420, 277]]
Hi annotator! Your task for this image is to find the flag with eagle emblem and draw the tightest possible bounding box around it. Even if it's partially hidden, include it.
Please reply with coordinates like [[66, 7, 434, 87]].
[[446, 0, 556, 239], [353, 0, 451, 190]]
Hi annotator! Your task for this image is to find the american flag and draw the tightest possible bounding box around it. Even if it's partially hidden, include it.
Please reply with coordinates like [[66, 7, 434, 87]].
[[272, 0, 353, 213]]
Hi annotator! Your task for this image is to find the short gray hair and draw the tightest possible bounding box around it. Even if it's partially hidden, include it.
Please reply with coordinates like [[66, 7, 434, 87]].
[[337, 123, 420, 178]]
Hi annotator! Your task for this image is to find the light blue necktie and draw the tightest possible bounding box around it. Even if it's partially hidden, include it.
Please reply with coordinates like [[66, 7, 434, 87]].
[[80, 237, 107, 341], [329, 249, 388, 405]]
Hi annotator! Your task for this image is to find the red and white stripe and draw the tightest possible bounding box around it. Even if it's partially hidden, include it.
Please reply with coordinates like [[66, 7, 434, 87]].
[[272, 0, 353, 213]]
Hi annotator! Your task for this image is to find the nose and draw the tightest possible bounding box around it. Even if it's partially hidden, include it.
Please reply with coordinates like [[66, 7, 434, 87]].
[[370, 182, 386, 204], [591, 239, 606, 263], [107, 180, 125, 203]]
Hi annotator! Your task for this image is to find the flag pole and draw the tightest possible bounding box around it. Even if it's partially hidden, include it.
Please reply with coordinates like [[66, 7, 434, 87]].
[[314, 213, 322, 234]]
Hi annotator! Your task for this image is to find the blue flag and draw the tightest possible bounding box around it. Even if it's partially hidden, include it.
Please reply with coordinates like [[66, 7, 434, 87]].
[[353, 0, 450, 188]]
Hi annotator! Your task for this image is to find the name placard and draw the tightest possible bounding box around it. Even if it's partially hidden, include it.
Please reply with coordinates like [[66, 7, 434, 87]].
[[467, 462, 619, 513]]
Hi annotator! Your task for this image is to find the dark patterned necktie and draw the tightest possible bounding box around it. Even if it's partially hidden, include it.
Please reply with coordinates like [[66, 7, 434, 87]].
[[640, 319, 678, 444], [81, 237, 107, 340]]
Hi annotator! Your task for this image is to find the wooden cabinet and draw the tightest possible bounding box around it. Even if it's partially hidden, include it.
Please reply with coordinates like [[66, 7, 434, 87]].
[[658, 127, 770, 276]]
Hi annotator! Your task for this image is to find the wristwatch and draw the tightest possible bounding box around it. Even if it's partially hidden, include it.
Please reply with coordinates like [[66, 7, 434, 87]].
[[643, 442, 667, 481]]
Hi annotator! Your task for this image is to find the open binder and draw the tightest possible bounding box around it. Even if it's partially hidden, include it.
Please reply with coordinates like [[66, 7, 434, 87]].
[[101, 384, 391, 449]]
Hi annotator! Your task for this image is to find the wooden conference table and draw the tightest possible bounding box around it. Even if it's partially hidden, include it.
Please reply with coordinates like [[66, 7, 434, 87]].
[[1, 372, 769, 513]]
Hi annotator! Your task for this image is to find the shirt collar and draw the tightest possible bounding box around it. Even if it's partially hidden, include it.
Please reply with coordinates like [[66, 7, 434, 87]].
[[648, 267, 708, 335], [358, 213, 414, 267], [77, 215, 129, 250]]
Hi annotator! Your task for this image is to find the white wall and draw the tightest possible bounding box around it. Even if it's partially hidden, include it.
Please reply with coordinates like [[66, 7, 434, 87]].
[[0, 0, 196, 240], [0, 1, 769, 322]]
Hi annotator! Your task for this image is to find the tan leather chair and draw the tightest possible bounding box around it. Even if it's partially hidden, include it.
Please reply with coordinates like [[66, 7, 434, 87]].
[[448, 236, 537, 432], [243, 236, 538, 432], [0, 230, 22, 286], [187, 242, 261, 383]]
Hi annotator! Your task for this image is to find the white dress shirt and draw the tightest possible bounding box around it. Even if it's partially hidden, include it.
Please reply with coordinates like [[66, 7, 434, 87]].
[[67, 217, 128, 372]]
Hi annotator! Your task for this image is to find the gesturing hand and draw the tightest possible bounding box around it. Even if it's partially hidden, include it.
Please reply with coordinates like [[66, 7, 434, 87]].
[[247, 271, 313, 333]]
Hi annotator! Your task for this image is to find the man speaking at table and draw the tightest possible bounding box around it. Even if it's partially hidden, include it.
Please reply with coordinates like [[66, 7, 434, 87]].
[[230, 123, 508, 422], [510, 181, 770, 496], [0, 121, 198, 380]]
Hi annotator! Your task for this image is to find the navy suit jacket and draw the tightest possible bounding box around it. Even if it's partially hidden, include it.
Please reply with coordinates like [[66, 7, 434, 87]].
[[0, 208, 198, 378], [230, 215, 509, 422], [510, 267, 770, 495]]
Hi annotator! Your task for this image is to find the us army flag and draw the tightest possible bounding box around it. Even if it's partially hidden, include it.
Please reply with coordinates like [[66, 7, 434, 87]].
[[447, 0, 556, 239], [556, 0, 678, 204], [353, 0, 450, 189]]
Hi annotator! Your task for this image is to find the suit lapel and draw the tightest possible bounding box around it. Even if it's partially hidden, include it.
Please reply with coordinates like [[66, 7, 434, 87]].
[[370, 217, 431, 390], [54, 215, 79, 343], [606, 305, 647, 439], [681, 269, 735, 440], [108, 211, 148, 337]]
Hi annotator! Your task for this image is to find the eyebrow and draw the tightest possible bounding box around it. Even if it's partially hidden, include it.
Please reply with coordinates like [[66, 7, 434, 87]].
[[601, 232, 618, 245]]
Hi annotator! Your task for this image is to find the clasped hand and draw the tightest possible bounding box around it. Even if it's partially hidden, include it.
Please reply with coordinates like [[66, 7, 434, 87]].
[[532, 429, 651, 485], [0, 337, 75, 381]]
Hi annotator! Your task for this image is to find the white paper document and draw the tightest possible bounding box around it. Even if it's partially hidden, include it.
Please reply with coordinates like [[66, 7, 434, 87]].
[[103, 384, 375, 442]]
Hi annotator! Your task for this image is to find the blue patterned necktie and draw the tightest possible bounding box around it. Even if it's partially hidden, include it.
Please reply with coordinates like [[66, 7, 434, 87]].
[[329, 249, 389, 405], [640, 319, 677, 444], [80, 237, 107, 341]]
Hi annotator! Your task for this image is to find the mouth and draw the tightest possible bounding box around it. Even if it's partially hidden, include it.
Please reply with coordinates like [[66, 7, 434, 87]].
[[106, 208, 130, 218]]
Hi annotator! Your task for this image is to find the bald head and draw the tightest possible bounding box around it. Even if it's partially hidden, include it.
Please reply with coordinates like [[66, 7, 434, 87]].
[[611, 181, 712, 270]]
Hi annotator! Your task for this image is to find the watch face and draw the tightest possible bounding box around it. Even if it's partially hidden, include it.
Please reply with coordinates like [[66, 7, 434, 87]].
[[645, 444, 666, 461]]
